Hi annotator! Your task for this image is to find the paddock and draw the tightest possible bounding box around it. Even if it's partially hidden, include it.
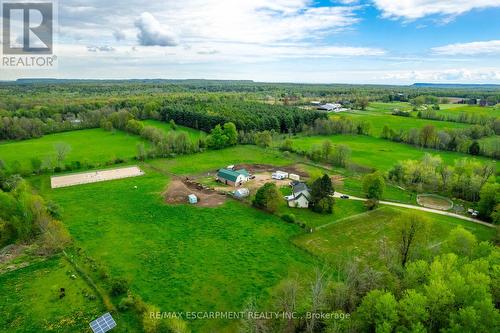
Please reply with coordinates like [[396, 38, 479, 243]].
[[50, 166, 144, 188]]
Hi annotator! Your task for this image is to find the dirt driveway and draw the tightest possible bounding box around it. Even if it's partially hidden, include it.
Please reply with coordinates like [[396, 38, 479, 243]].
[[164, 180, 226, 207]]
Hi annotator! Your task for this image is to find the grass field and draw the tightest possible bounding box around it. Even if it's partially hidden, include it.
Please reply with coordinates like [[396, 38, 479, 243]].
[[148, 145, 294, 175], [43, 162, 316, 332], [289, 134, 497, 172], [0, 128, 147, 172], [293, 206, 496, 264], [433, 104, 500, 118], [0, 257, 105, 332], [333, 112, 468, 137], [142, 120, 206, 141]]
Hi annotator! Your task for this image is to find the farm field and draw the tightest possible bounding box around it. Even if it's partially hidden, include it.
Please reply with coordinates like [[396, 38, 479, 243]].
[[289, 134, 497, 172], [293, 206, 496, 264], [431, 104, 500, 118], [0, 128, 147, 172], [142, 119, 206, 141], [42, 164, 317, 332], [333, 112, 468, 136]]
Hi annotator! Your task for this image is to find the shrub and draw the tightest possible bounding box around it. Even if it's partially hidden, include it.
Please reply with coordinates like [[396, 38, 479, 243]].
[[281, 214, 296, 224], [118, 295, 135, 312], [110, 278, 129, 296]]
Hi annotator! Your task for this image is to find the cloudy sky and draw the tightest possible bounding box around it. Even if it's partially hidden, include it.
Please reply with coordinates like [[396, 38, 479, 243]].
[[1, 0, 500, 84]]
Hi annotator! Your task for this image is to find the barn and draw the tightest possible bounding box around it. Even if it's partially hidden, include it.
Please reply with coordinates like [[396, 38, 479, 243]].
[[216, 168, 250, 186]]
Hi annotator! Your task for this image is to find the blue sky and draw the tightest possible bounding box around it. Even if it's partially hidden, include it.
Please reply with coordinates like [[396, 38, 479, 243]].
[[1, 0, 499, 84]]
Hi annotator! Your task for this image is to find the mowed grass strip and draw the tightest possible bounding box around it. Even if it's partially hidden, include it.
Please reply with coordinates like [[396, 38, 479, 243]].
[[45, 165, 316, 331], [290, 135, 497, 171], [0, 128, 148, 171], [293, 206, 495, 263]]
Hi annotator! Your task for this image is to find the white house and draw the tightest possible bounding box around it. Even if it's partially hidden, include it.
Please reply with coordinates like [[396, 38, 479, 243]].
[[286, 183, 311, 208]]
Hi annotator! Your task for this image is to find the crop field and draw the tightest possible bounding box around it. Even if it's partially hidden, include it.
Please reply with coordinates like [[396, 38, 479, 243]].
[[42, 162, 316, 332], [293, 206, 496, 264], [142, 120, 206, 141], [0, 129, 147, 172], [289, 134, 497, 171]]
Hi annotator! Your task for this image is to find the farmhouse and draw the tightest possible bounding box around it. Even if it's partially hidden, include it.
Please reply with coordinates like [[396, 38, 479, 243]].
[[285, 182, 311, 208], [217, 168, 250, 186]]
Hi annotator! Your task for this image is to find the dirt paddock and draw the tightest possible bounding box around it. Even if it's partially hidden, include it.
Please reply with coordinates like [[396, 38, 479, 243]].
[[164, 179, 226, 207], [50, 166, 144, 188]]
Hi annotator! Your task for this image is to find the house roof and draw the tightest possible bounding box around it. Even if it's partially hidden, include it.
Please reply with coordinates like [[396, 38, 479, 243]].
[[217, 168, 249, 182], [293, 183, 309, 195]]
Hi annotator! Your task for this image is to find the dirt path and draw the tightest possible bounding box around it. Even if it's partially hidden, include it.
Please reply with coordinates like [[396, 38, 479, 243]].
[[332, 192, 495, 228], [164, 179, 226, 207]]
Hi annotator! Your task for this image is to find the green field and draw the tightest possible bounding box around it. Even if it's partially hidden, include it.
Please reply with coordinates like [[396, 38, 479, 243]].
[[0, 128, 147, 172], [289, 134, 497, 171], [42, 161, 316, 332], [148, 145, 294, 175], [142, 120, 206, 141], [293, 206, 495, 264], [333, 112, 468, 136], [434, 104, 500, 118], [0, 257, 105, 332]]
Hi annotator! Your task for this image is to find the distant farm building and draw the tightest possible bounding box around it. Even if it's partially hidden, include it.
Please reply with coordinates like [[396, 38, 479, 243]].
[[285, 182, 311, 208], [317, 103, 342, 112], [217, 168, 250, 186]]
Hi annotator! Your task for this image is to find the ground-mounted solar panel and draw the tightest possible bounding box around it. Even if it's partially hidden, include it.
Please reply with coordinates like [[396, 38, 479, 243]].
[[89, 312, 116, 333]]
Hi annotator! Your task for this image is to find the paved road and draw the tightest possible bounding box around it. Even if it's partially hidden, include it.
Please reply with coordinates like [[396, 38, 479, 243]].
[[333, 192, 495, 228]]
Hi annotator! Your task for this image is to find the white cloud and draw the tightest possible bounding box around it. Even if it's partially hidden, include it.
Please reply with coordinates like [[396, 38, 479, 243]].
[[380, 68, 500, 82], [135, 12, 178, 46], [432, 40, 500, 55], [373, 0, 500, 20]]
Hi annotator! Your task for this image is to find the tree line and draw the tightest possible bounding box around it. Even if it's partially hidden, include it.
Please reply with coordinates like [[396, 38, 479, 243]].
[[381, 123, 499, 159]]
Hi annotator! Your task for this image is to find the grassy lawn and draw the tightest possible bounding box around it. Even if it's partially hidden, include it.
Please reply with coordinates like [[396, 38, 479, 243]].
[[293, 206, 496, 264], [289, 135, 497, 172], [142, 119, 206, 141], [0, 128, 147, 172], [43, 163, 316, 332], [0, 257, 105, 333], [278, 199, 366, 228]]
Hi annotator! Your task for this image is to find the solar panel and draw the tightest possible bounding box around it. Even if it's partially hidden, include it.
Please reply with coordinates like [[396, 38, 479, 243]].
[[89, 313, 116, 333]]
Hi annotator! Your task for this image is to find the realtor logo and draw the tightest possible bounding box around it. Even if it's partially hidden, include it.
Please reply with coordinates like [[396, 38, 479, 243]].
[[2, 2, 53, 54]]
